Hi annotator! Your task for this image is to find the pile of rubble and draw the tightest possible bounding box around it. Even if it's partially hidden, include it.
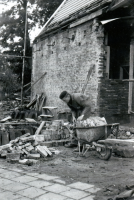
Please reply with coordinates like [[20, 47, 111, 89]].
[[0, 132, 60, 166], [76, 117, 107, 127], [108, 126, 134, 139]]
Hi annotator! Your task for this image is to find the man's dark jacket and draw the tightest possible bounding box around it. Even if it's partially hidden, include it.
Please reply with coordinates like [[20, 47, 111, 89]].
[[67, 93, 91, 119]]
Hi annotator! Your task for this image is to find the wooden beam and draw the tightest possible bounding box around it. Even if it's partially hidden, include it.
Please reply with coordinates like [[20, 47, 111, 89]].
[[123, 79, 134, 82], [70, 9, 103, 28], [128, 39, 134, 114]]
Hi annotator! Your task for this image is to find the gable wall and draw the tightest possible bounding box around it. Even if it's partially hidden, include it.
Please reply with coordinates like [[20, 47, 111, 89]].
[[32, 18, 104, 113]]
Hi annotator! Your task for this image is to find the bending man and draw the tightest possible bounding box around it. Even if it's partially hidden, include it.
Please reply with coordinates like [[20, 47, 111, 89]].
[[59, 91, 92, 149]]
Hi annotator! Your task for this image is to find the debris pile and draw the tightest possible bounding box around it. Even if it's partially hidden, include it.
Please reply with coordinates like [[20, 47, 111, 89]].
[[41, 120, 70, 141], [76, 117, 107, 127], [11, 93, 46, 120], [108, 126, 134, 139], [0, 132, 60, 165]]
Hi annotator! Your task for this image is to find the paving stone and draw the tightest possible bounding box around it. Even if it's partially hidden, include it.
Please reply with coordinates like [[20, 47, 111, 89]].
[[0, 178, 15, 186], [1, 182, 30, 192], [17, 187, 46, 198], [11, 169, 24, 173], [0, 171, 22, 179], [13, 175, 38, 183], [26, 172, 39, 177], [85, 187, 101, 193], [65, 199, 74, 200], [0, 191, 22, 200], [26, 180, 53, 188], [35, 174, 59, 181], [44, 184, 71, 194], [0, 168, 9, 173], [61, 189, 89, 200], [35, 192, 67, 200], [81, 195, 95, 200], [54, 179, 66, 184], [68, 182, 94, 190], [16, 198, 31, 200]]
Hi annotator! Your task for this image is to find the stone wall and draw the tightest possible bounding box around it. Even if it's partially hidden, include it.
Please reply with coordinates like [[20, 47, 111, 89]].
[[32, 18, 104, 113], [32, 17, 131, 122]]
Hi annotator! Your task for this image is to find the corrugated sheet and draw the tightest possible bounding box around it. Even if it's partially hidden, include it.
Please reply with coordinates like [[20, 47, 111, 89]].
[[37, 0, 112, 38], [50, 0, 109, 24]]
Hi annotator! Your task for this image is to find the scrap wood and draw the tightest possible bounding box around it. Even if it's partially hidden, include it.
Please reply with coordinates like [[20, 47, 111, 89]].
[[1, 116, 12, 122], [114, 189, 134, 200], [35, 121, 45, 135], [26, 145, 34, 152], [26, 97, 37, 108], [19, 133, 31, 139], [25, 118, 37, 123], [27, 154, 40, 159], [0, 144, 12, 151], [81, 64, 95, 94], [22, 149, 29, 155], [20, 135, 35, 142], [39, 93, 46, 111], [43, 146, 52, 156], [19, 159, 39, 165], [36, 145, 48, 157], [35, 94, 40, 111]]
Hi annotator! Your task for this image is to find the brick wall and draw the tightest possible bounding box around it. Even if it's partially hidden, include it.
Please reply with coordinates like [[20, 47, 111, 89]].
[[98, 79, 129, 115], [32, 18, 104, 113]]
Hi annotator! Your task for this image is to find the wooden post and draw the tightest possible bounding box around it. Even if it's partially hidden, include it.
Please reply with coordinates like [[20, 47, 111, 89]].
[[120, 67, 123, 80], [21, 0, 27, 106], [128, 39, 134, 114], [106, 46, 110, 79]]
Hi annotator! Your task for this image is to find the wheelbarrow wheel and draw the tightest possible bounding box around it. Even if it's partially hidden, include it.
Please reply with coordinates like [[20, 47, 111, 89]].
[[97, 147, 112, 161]]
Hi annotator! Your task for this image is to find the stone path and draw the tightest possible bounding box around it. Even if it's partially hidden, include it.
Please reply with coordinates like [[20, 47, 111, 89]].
[[0, 167, 101, 200]]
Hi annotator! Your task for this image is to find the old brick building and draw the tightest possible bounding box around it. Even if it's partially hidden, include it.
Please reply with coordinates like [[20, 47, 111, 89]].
[[32, 0, 134, 124]]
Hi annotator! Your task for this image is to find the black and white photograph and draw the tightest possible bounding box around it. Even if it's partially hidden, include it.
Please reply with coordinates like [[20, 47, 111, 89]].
[[0, 0, 134, 199]]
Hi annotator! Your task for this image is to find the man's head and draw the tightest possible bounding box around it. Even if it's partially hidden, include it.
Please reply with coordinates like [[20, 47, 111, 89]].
[[59, 91, 71, 103]]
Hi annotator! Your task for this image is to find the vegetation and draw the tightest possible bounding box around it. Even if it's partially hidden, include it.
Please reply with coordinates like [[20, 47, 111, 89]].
[[0, 0, 62, 95]]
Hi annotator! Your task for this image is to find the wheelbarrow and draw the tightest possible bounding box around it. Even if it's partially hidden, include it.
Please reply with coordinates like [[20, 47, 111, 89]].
[[73, 123, 120, 160]]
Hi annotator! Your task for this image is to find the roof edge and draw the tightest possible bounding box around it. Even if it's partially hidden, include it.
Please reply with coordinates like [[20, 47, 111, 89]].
[[34, 1, 112, 43], [37, 0, 67, 38]]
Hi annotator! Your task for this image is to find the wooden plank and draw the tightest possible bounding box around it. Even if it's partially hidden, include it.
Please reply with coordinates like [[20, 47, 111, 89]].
[[1, 116, 12, 122], [128, 40, 134, 114], [123, 79, 134, 82], [106, 46, 110, 79], [43, 146, 52, 156], [37, 146, 48, 157], [35, 121, 45, 135], [70, 9, 103, 28], [81, 64, 95, 94]]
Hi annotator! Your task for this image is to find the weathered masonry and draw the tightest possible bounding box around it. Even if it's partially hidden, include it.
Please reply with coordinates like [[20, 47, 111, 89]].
[[32, 0, 134, 124]]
